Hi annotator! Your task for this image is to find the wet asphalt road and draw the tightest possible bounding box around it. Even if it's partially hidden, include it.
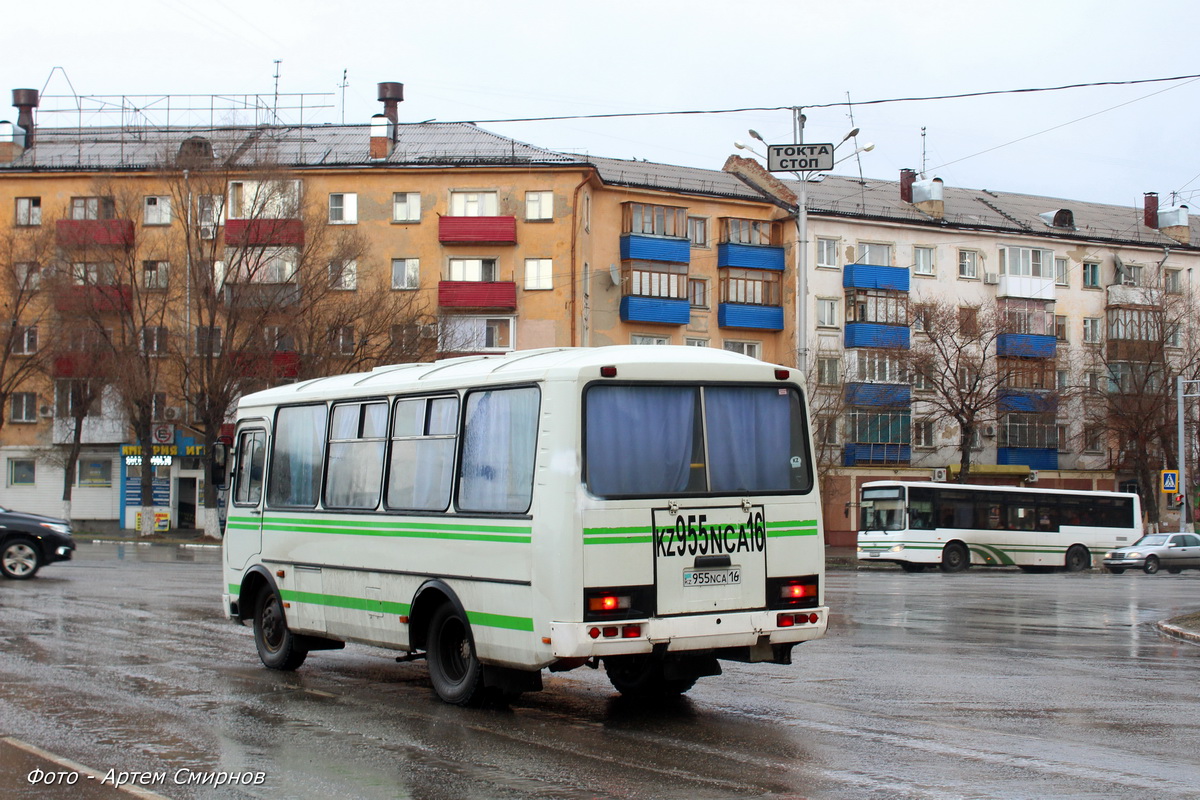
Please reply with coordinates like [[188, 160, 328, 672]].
[[1, 542, 1198, 800]]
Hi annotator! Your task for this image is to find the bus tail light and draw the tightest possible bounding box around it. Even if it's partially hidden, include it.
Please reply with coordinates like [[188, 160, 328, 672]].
[[588, 594, 631, 613], [767, 576, 820, 609], [583, 586, 652, 622], [777, 612, 820, 627]]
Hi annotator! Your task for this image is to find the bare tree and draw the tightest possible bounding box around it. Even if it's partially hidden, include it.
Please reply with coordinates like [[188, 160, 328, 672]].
[[0, 220, 56, 431]]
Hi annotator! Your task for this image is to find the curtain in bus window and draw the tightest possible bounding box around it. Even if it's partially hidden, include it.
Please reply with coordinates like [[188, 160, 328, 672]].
[[267, 405, 327, 507], [387, 397, 458, 511], [458, 387, 539, 513], [705, 387, 794, 492], [585, 386, 695, 496], [326, 402, 386, 509]]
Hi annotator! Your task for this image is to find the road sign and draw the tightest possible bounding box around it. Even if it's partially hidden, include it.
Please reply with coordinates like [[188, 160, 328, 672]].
[[1161, 469, 1179, 493], [768, 143, 834, 172]]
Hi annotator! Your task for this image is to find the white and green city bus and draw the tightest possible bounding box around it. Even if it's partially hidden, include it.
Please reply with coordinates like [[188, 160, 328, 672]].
[[857, 480, 1142, 573], [220, 346, 826, 705]]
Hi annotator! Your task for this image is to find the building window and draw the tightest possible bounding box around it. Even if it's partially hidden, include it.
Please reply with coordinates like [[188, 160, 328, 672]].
[[688, 278, 708, 308], [525, 191, 553, 221], [391, 258, 420, 290], [1057, 423, 1071, 453], [1055, 315, 1068, 342], [1055, 257, 1069, 286], [999, 246, 1053, 277], [524, 258, 552, 290], [198, 195, 224, 231], [1057, 369, 1070, 391], [958, 249, 979, 279], [77, 459, 113, 487], [330, 326, 357, 356], [817, 298, 839, 328], [720, 268, 780, 306], [685, 338, 708, 347], [817, 357, 840, 386], [441, 317, 513, 352], [1083, 262, 1101, 288], [265, 326, 295, 352], [1165, 269, 1182, 294], [1083, 317, 1103, 344], [632, 334, 670, 346], [913, 246, 935, 276], [1084, 426, 1104, 453], [329, 259, 358, 290], [448, 258, 498, 282], [8, 459, 35, 487], [627, 261, 687, 299], [14, 262, 40, 291], [857, 242, 892, 267], [913, 419, 934, 448], [816, 238, 839, 269], [10, 393, 37, 423], [624, 203, 688, 238], [450, 191, 498, 217], [11, 326, 37, 355], [141, 326, 169, 356], [72, 262, 117, 286], [723, 340, 761, 359], [143, 196, 171, 225], [392, 192, 421, 222], [195, 326, 222, 356], [56, 381, 101, 418], [688, 217, 709, 247], [911, 369, 931, 391], [1119, 262, 1143, 287], [328, 192, 357, 224], [142, 260, 170, 290], [722, 218, 780, 246], [15, 197, 41, 226], [958, 306, 979, 336], [150, 393, 169, 423], [70, 196, 115, 220], [817, 415, 839, 446]]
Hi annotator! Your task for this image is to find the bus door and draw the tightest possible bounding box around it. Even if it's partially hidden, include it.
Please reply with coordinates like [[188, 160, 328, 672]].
[[652, 502, 768, 616], [225, 426, 267, 570]]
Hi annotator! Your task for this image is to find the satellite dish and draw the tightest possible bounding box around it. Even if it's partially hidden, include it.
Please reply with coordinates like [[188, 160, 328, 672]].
[[608, 263, 621, 286]]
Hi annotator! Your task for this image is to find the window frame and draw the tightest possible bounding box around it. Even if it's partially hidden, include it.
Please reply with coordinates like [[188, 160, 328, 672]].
[[327, 192, 358, 224], [816, 238, 840, 270], [15, 196, 42, 226], [957, 249, 979, 280], [9, 392, 38, 423], [143, 195, 172, 226], [392, 192, 421, 223], [913, 246, 936, 276], [524, 258, 552, 290], [524, 191, 553, 221], [391, 258, 420, 290]]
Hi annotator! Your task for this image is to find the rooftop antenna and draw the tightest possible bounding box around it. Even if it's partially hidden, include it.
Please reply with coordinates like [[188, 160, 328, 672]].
[[339, 69, 349, 124], [920, 126, 928, 178], [272, 59, 281, 124], [846, 91, 866, 186]]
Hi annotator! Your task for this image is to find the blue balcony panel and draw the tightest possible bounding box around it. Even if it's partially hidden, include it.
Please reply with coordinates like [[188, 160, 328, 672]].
[[998, 389, 1058, 414], [996, 333, 1056, 359], [619, 295, 690, 325], [717, 243, 785, 271], [718, 303, 784, 331], [843, 443, 911, 467], [620, 234, 691, 264], [844, 323, 910, 349], [844, 382, 912, 408], [843, 264, 910, 292], [997, 447, 1059, 471]]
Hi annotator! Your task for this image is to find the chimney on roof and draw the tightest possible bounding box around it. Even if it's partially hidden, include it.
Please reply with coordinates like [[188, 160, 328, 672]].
[[378, 82, 403, 134], [900, 168, 917, 203], [369, 114, 392, 160], [12, 88, 38, 148], [1144, 192, 1190, 244], [912, 177, 944, 220], [1144, 192, 1159, 229]]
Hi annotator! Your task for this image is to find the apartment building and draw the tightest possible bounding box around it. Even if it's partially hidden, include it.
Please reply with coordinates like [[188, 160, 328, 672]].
[[1, 83, 1196, 540]]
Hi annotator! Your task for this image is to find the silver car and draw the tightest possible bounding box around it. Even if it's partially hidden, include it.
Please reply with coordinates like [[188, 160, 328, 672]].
[[1103, 533, 1200, 574]]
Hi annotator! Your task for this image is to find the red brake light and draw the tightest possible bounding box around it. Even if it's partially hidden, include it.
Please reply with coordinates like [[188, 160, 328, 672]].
[[781, 583, 817, 600], [775, 369, 790, 380], [777, 613, 795, 627], [588, 594, 631, 613], [600, 366, 617, 378]]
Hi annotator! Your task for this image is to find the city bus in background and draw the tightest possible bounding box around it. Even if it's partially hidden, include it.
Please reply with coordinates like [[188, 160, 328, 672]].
[[856, 480, 1142, 573], [219, 346, 826, 706]]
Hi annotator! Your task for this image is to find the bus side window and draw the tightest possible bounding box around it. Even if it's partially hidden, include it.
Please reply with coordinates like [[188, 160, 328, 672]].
[[234, 430, 266, 506]]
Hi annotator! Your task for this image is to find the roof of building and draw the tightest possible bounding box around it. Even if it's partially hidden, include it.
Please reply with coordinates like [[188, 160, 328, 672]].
[[3, 119, 1190, 250]]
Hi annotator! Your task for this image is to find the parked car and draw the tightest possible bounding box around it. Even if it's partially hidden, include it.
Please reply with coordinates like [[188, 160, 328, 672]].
[[1104, 533, 1200, 574], [0, 506, 76, 580]]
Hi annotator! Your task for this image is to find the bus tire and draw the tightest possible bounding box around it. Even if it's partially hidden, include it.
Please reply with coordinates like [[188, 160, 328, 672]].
[[253, 587, 309, 671], [1064, 545, 1090, 573], [1107, 567, 1126, 574], [426, 603, 487, 706], [898, 562, 926, 573], [1143, 556, 1160, 575], [604, 654, 698, 699], [939, 542, 970, 573]]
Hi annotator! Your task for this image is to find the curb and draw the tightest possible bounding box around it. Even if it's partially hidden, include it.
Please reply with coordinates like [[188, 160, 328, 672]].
[[1156, 621, 1200, 646]]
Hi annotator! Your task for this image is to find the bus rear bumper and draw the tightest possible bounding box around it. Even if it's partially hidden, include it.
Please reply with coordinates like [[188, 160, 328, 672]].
[[549, 607, 828, 659]]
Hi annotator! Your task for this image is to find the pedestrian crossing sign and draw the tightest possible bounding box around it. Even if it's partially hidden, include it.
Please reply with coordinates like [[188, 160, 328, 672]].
[[1161, 470, 1179, 493]]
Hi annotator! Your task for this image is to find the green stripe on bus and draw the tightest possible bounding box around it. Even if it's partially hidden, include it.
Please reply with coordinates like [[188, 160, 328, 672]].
[[279, 589, 411, 615], [229, 516, 530, 544], [467, 610, 535, 632]]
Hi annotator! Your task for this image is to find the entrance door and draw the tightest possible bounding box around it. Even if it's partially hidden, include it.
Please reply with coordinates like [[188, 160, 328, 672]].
[[225, 428, 267, 570], [176, 478, 197, 528]]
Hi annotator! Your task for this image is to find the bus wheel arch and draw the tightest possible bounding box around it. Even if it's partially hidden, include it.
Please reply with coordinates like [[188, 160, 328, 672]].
[[236, 566, 276, 624], [1064, 544, 1091, 572], [939, 541, 971, 573]]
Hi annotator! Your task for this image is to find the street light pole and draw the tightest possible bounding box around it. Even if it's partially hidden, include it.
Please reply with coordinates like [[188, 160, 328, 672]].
[[1177, 377, 1200, 532]]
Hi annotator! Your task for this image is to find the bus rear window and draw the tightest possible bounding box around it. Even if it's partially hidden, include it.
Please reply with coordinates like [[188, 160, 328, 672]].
[[584, 384, 811, 497]]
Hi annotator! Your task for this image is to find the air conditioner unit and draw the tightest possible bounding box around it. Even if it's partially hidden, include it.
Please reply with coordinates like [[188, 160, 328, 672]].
[[983, 273, 999, 285], [39, 404, 54, 418], [164, 407, 182, 421], [199, 224, 217, 240], [417, 324, 438, 340], [931, 468, 947, 482], [1027, 470, 1039, 483]]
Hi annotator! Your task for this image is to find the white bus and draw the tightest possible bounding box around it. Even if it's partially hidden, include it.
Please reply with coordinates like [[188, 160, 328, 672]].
[[856, 480, 1142, 573], [220, 346, 826, 705]]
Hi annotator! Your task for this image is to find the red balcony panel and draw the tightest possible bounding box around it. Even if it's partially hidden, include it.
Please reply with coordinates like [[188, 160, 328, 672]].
[[224, 218, 305, 246], [52, 353, 109, 379], [273, 351, 300, 378], [438, 215, 517, 245], [438, 281, 517, 309], [53, 285, 133, 314], [56, 219, 135, 248]]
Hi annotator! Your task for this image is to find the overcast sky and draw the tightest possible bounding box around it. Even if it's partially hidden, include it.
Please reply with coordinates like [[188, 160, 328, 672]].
[[5, 0, 1199, 208]]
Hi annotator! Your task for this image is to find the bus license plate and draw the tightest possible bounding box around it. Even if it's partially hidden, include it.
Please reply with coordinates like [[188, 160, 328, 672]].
[[683, 568, 741, 587]]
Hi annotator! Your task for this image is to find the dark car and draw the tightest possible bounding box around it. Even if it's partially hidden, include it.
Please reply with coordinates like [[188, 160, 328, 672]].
[[0, 506, 76, 579], [1103, 533, 1200, 574]]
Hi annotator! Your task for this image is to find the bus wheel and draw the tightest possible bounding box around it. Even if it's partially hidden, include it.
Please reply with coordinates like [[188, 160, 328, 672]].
[[427, 603, 487, 706], [939, 542, 970, 573], [1168, 567, 1182, 574], [899, 563, 926, 573], [1143, 556, 1160, 575], [1107, 567, 1126, 574], [1064, 545, 1090, 573], [253, 587, 309, 671], [604, 654, 697, 699]]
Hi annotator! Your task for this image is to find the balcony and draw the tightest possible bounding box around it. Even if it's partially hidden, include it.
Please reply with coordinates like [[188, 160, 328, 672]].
[[717, 303, 783, 330], [844, 264, 910, 292], [224, 218, 305, 247], [998, 389, 1057, 414], [997, 447, 1058, 470], [844, 383, 911, 408], [620, 234, 690, 264], [996, 334, 1055, 359], [53, 285, 132, 314], [619, 296, 690, 325], [438, 281, 517, 310], [843, 443, 911, 467], [438, 216, 517, 245], [717, 243, 785, 271], [844, 323, 910, 349], [222, 283, 301, 309], [56, 219, 134, 248], [997, 274, 1055, 300]]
